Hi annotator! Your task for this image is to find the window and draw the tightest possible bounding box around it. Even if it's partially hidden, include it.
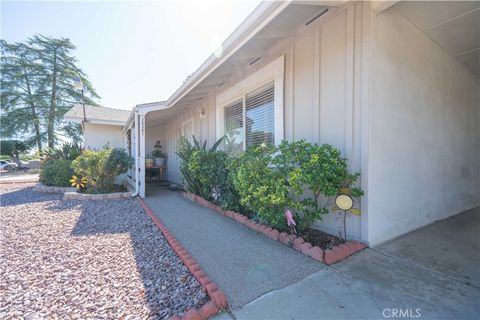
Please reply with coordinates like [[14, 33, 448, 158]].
[[224, 100, 244, 153], [217, 55, 284, 153], [246, 83, 275, 147]]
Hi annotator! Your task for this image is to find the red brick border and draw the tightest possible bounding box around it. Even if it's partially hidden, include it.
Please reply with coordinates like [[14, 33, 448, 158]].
[[181, 192, 367, 265], [137, 198, 226, 320]]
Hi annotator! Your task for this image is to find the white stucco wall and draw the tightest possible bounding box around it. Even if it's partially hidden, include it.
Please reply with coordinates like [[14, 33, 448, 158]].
[[156, 2, 367, 241], [145, 124, 166, 156], [83, 123, 125, 150], [368, 7, 480, 245]]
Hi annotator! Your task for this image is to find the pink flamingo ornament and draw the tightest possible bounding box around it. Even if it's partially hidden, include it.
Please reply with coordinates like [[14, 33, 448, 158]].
[[285, 209, 297, 235]]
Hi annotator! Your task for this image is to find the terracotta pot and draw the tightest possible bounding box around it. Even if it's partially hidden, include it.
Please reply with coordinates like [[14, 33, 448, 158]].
[[145, 158, 154, 168]]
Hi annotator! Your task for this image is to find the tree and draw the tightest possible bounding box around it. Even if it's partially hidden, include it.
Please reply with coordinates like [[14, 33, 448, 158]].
[[31, 35, 99, 148], [1, 41, 45, 152], [0, 140, 27, 167], [1, 35, 99, 150]]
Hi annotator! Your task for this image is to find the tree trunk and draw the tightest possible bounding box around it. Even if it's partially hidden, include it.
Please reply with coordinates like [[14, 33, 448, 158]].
[[23, 65, 43, 154], [11, 152, 22, 168], [47, 48, 58, 148]]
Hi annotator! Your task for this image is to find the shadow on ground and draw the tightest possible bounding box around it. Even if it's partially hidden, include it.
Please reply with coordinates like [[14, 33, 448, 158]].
[[16, 190, 207, 319], [0, 185, 61, 206]]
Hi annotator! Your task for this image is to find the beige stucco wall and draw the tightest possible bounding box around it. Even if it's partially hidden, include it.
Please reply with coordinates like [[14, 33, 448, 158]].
[[368, 6, 480, 245], [83, 123, 125, 150], [154, 2, 367, 241]]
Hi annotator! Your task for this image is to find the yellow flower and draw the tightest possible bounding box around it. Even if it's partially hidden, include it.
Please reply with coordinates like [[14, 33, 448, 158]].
[[70, 175, 87, 190]]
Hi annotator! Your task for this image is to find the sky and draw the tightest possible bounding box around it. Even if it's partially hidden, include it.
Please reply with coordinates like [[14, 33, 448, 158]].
[[1, 0, 260, 110]]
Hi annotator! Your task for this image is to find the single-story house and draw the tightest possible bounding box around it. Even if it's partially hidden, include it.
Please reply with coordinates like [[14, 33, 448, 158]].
[[64, 104, 130, 150], [65, 0, 480, 246]]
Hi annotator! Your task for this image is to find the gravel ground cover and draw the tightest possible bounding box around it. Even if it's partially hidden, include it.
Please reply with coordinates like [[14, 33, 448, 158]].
[[0, 182, 208, 319]]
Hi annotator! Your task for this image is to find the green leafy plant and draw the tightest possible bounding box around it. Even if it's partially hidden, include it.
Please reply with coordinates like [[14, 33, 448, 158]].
[[71, 147, 133, 193], [231, 141, 363, 233], [187, 150, 241, 210], [42, 142, 82, 162], [40, 159, 74, 187], [230, 144, 291, 230], [151, 140, 166, 158], [175, 135, 225, 195]]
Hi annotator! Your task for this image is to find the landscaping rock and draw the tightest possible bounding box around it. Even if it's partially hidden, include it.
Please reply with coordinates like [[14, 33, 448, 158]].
[[0, 183, 208, 319]]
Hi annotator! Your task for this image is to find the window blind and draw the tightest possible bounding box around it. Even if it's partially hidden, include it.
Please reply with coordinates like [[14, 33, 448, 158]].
[[224, 99, 244, 154], [245, 82, 275, 148]]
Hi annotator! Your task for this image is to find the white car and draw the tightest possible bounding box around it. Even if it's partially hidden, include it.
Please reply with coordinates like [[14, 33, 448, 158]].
[[0, 160, 17, 171]]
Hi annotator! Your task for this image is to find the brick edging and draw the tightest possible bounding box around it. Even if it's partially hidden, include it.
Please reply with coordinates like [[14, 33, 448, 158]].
[[181, 192, 367, 265], [137, 198, 226, 320]]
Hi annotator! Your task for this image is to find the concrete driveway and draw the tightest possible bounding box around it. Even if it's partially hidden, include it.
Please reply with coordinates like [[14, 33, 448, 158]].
[[217, 206, 480, 319]]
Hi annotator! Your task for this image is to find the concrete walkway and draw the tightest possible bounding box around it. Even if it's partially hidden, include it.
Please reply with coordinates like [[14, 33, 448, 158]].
[[216, 206, 480, 320], [145, 185, 479, 319], [144, 186, 323, 308]]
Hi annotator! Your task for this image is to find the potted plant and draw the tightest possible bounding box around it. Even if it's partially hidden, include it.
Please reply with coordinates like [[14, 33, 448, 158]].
[[152, 141, 166, 166], [145, 152, 154, 168]]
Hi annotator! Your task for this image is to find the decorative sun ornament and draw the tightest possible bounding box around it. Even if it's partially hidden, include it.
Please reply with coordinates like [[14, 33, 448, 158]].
[[332, 188, 361, 240], [70, 175, 87, 190], [333, 188, 361, 216]]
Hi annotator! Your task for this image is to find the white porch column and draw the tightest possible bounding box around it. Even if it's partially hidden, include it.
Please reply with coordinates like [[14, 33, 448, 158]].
[[139, 114, 146, 198]]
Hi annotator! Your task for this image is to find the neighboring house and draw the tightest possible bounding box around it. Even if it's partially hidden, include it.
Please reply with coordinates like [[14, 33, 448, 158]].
[[64, 104, 130, 150], [64, 1, 480, 246]]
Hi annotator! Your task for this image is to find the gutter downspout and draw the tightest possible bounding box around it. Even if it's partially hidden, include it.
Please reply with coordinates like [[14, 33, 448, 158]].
[[131, 109, 140, 197]]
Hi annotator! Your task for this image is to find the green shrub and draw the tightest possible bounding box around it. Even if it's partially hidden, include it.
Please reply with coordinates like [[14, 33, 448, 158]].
[[71, 148, 133, 193], [176, 135, 241, 210], [176, 136, 202, 195], [40, 159, 74, 187], [230, 144, 291, 230], [176, 135, 225, 195], [276, 141, 363, 230], [187, 150, 241, 210], [231, 141, 363, 232]]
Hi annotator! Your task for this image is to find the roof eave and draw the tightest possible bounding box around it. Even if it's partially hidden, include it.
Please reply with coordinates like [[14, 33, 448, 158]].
[[64, 116, 125, 126], [123, 0, 292, 129], [163, 1, 292, 109]]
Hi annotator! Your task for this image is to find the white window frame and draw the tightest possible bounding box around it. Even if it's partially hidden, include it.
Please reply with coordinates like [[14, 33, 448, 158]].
[[216, 55, 284, 149]]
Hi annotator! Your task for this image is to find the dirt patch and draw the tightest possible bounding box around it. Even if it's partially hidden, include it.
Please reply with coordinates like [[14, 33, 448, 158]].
[[300, 228, 344, 250]]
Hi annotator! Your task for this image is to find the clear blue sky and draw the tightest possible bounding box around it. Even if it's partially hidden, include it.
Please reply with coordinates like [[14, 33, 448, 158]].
[[1, 0, 260, 110]]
